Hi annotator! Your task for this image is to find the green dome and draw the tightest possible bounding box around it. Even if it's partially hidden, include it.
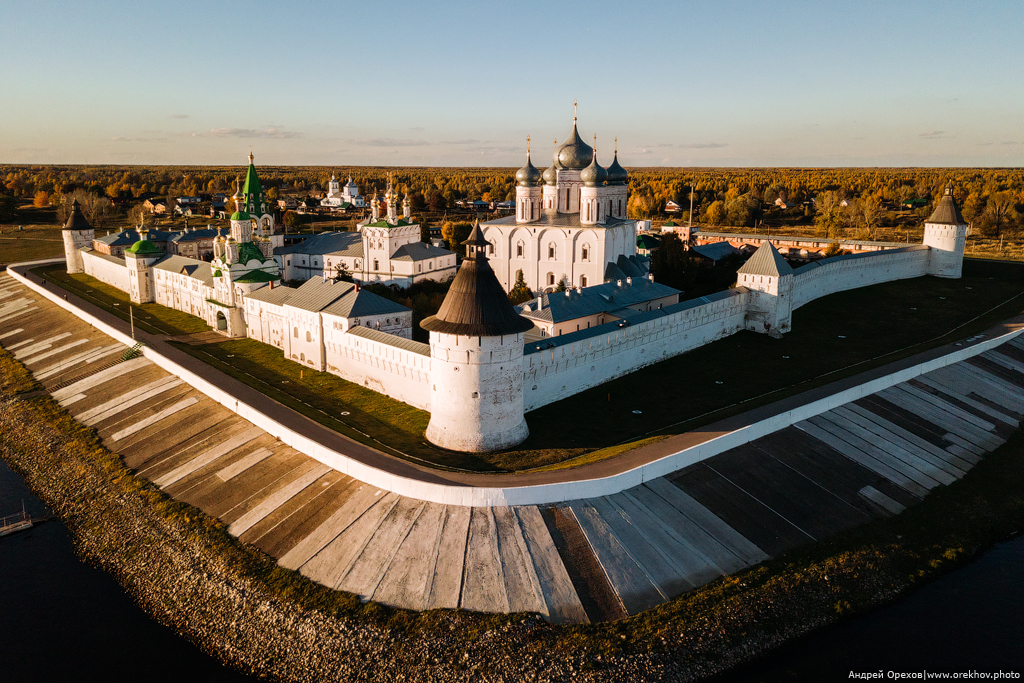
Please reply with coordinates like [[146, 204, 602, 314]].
[[230, 210, 250, 221], [126, 239, 163, 255], [580, 152, 608, 187]]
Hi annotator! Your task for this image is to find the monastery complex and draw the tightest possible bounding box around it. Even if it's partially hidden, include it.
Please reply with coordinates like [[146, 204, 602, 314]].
[[61, 114, 969, 453]]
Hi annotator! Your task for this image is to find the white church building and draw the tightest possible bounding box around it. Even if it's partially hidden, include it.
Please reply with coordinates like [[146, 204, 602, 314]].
[[320, 174, 366, 209], [481, 111, 646, 294]]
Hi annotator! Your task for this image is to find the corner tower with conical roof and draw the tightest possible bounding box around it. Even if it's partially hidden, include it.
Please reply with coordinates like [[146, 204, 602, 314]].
[[62, 199, 95, 274], [421, 223, 534, 452], [923, 185, 968, 279]]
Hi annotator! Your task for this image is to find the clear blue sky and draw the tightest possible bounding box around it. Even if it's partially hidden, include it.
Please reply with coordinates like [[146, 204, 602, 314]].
[[2, 0, 1022, 167]]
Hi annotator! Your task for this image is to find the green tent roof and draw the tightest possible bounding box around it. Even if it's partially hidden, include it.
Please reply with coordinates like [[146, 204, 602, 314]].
[[230, 210, 250, 221], [236, 241, 269, 265]]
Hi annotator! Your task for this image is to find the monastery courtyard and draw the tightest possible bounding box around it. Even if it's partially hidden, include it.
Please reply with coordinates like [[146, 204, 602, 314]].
[[3, 265, 1023, 622]]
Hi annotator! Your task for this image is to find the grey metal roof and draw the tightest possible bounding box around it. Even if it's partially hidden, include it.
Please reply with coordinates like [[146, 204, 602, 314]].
[[483, 211, 633, 229], [275, 231, 362, 257], [95, 228, 178, 247], [152, 254, 214, 286], [81, 248, 125, 266], [691, 242, 739, 262], [245, 283, 295, 305], [346, 326, 430, 356], [737, 242, 794, 277], [524, 288, 748, 355], [516, 277, 680, 324], [282, 277, 358, 312], [926, 187, 966, 225], [322, 287, 411, 319], [390, 241, 454, 262], [170, 228, 220, 243]]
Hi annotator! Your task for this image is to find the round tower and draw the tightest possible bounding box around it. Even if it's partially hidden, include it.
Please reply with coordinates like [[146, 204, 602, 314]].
[[515, 137, 543, 223], [421, 223, 535, 452], [62, 199, 95, 274], [923, 185, 968, 279]]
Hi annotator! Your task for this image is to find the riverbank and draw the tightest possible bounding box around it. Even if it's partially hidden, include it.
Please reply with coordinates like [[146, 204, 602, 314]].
[[2, 343, 1024, 681]]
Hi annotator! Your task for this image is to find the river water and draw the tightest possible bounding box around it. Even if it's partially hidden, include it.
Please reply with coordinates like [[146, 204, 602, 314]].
[[2, 456, 1021, 682]]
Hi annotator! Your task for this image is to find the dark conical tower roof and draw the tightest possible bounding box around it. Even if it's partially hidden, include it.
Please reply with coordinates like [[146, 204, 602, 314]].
[[421, 223, 534, 337], [926, 186, 966, 225], [63, 199, 92, 231]]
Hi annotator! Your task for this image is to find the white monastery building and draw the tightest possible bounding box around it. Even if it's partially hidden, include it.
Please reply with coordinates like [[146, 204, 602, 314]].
[[63, 137, 969, 453], [276, 176, 456, 286], [320, 174, 366, 209]]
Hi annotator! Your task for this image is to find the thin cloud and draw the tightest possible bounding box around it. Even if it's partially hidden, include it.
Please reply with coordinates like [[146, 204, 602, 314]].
[[1001, 141, 1022, 146], [171, 114, 190, 119], [680, 142, 727, 149], [919, 131, 947, 139], [442, 139, 482, 145], [111, 136, 166, 142], [199, 127, 301, 139], [409, 127, 425, 132], [348, 138, 430, 147]]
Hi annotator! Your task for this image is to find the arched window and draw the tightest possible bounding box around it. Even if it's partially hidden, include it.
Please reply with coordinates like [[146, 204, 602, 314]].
[[547, 272, 555, 286], [580, 274, 588, 287], [305, 331, 312, 342], [373, 259, 379, 271], [293, 327, 298, 338], [488, 240, 495, 256], [516, 241, 524, 258], [548, 243, 556, 259], [581, 244, 590, 261]]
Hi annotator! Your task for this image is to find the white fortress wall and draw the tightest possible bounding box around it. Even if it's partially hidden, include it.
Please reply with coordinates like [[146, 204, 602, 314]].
[[791, 245, 931, 310], [325, 326, 432, 410], [80, 249, 129, 292], [524, 288, 750, 411]]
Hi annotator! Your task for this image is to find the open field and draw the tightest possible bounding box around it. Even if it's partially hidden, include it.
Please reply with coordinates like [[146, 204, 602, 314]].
[[33, 258, 1024, 472]]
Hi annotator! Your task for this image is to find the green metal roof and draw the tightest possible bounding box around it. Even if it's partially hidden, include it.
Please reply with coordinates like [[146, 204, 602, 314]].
[[230, 210, 250, 221], [234, 270, 279, 283], [126, 240, 163, 255], [237, 241, 270, 265]]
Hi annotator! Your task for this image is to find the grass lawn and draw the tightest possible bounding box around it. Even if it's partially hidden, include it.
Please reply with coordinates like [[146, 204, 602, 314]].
[[165, 258, 1024, 473], [0, 223, 67, 264], [34, 264, 211, 336]]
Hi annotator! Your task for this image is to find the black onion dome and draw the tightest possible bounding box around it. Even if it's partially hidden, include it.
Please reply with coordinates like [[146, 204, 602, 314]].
[[580, 152, 608, 187], [421, 224, 533, 337], [63, 199, 92, 231], [515, 153, 542, 186], [606, 152, 628, 185], [554, 122, 594, 170]]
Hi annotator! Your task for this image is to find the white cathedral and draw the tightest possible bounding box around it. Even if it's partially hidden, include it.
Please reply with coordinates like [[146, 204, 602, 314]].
[[481, 109, 646, 294]]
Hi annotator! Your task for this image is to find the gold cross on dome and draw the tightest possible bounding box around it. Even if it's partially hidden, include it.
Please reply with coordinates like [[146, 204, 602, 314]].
[[527, 135, 531, 154], [573, 99, 577, 122]]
